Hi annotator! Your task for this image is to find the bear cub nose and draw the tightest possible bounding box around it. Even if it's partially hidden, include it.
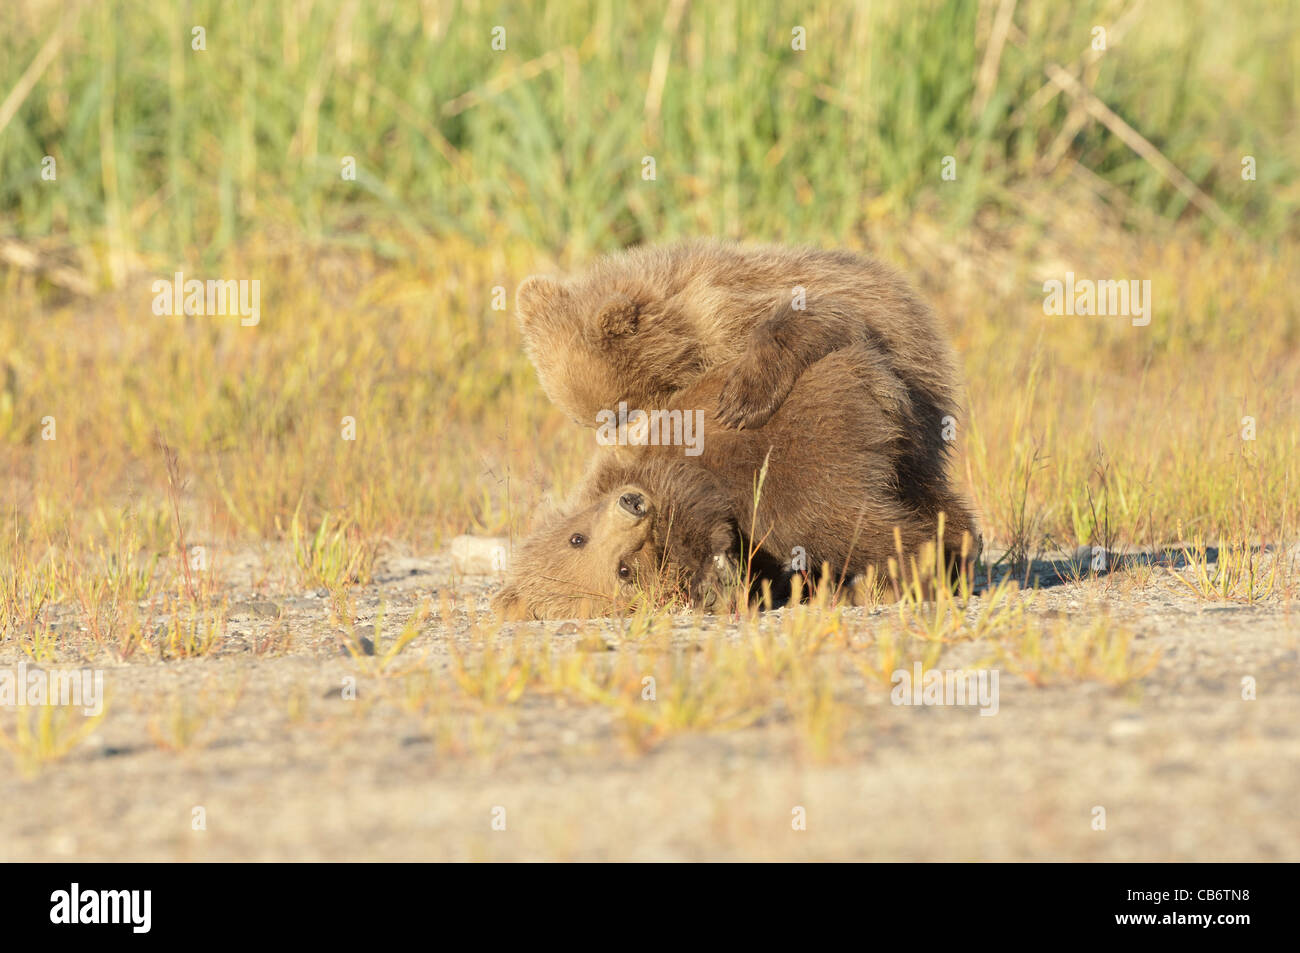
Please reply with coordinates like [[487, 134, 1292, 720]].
[[618, 492, 647, 518]]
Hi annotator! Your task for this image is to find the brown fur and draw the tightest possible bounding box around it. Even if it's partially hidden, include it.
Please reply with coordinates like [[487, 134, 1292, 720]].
[[494, 347, 978, 620], [515, 239, 962, 510], [492, 459, 739, 620]]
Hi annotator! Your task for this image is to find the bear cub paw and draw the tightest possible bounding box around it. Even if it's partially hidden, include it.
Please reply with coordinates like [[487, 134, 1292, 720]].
[[714, 351, 799, 430]]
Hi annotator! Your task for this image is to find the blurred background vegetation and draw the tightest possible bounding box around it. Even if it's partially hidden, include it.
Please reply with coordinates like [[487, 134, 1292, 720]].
[[2, 0, 1296, 263], [0, 0, 1297, 565]]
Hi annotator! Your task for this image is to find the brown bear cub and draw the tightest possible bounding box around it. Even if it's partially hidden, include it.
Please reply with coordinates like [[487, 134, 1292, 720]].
[[493, 347, 979, 620], [515, 239, 963, 512], [492, 457, 767, 620]]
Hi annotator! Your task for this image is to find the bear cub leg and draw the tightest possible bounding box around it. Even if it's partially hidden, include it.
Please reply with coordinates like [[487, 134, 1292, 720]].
[[715, 297, 894, 431]]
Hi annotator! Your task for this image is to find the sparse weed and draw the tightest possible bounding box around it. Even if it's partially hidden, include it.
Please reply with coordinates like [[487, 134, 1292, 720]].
[[291, 505, 379, 591], [749, 597, 844, 681], [338, 599, 430, 677], [146, 681, 244, 753], [0, 704, 107, 778], [854, 628, 945, 689], [157, 571, 228, 660], [0, 550, 55, 648], [988, 618, 1160, 688], [447, 627, 534, 707], [1172, 536, 1279, 604], [614, 640, 768, 744]]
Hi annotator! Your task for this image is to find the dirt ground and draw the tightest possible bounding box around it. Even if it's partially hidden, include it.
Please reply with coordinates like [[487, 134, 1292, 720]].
[[1, 544, 1296, 862]]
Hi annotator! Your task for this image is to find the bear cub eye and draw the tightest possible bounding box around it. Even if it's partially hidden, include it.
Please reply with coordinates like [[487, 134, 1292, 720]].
[[569, 533, 586, 548]]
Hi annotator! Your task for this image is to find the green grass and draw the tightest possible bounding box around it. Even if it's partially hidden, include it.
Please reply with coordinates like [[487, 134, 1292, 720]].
[[1, 0, 1296, 273]]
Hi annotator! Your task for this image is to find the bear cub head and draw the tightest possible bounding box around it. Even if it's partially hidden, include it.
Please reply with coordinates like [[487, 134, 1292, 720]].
[[492, 483, 685, 620], [515, 274, 704, 428], [491, 455, 780, 620]]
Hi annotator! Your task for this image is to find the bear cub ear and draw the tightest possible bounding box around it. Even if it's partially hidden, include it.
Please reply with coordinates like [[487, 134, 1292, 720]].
[[516, 276, 568, 328], [594, 293, 641, 340]]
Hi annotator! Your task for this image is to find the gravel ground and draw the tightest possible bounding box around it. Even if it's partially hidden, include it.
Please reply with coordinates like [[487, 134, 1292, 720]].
[[1, 544, 1296, 861]]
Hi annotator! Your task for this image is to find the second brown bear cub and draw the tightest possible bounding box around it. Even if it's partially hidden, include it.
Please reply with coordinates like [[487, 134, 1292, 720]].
[[516, 239, 963, 510], [493, 347, 978, 620]]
